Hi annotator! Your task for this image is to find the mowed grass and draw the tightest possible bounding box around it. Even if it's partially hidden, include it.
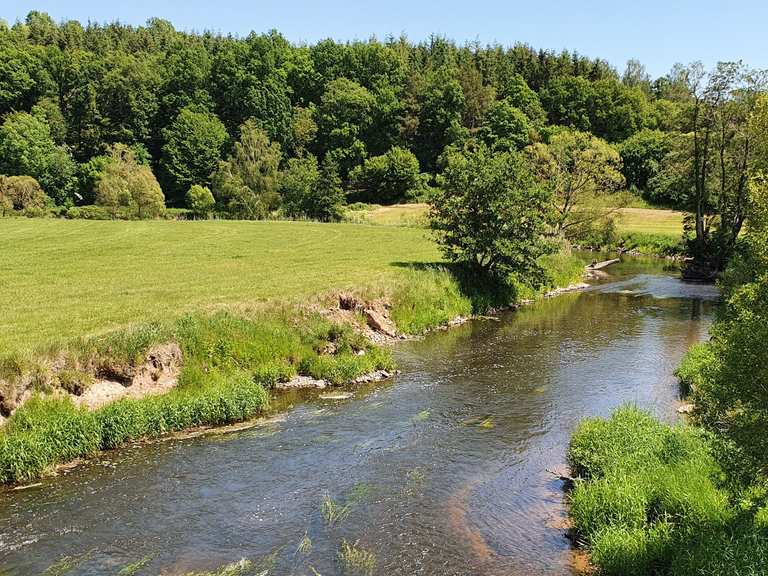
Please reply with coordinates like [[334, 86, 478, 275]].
[[615, 208, 685, 236], [0, 219, 440, 353], [355, 203, 685, 237]]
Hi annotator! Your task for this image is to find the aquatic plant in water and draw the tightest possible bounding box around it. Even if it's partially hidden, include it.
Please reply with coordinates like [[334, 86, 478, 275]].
[[117, 555, 153, 576], [338, 540, 376, 576], [41, 551, 94, 576], [182, 558, 253, 576], [321, 493, 352, 526], [296, 532, 313, 555]]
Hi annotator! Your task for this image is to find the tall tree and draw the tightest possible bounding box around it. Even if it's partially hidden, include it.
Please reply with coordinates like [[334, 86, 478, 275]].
[[0, 111, 77, 205], [431, 144, 552, 281], [211, 119, 282, 219], [160, 106, 228, 205], [527, 129, 624, 236]]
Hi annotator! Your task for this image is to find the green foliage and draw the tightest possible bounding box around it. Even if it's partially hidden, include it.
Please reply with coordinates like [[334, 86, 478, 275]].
[[566, 406, 767, 576], [618, 129, 671, 198], [0, 111, 76, 204], [541, 76, 652, 142], [0, 174, 50, 216], [481, 99, 531, 151], [316, 78, 375, 177], [280, 155, 346, 222], [95, 145, 165, 219], [212, 120, 281, 219], [348, 146, 424, 204], [431, 143, 552, 282], [675, 343, 715, 396], [527, 128, 625, 237], [678, 175, 768, 472], [160, 107, 228, 205], [185, 184, 215, 219], [313, 157, 346, 222]]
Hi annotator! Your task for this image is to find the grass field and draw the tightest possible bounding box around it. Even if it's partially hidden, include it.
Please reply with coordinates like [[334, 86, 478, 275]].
[[353, 204, 686, 237], [0, 219, 441, 353]]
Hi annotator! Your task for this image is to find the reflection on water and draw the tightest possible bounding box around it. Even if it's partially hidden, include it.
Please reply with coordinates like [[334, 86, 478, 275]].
[[0, 259, 717, 575]]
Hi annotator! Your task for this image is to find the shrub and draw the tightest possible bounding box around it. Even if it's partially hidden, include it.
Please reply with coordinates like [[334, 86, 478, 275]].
[[70, 205, 111, 219], [349, 146, 424, 204], [96, 144, 165, 219], [675, 343, 716, 396], [0, 174, 51, 214], [185, 184, 215, 219]]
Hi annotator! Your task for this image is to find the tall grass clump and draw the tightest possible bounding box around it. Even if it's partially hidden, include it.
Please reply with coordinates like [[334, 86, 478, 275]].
[[567, 405, 768, 576], [540, 251, 587, 290], [0, 395, 101, 483], [97, 370, 269, 450], [389, 267, 472, 334]]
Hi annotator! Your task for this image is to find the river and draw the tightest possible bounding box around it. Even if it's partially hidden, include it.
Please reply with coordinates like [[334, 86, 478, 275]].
[[0, 258, 719, 575]]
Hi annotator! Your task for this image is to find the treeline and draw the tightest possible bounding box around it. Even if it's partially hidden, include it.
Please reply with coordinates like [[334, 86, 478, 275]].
[[0, 12, 693, 218]]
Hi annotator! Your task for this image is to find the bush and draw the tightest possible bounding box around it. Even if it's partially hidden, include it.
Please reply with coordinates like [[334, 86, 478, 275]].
[[0, 174, 51, 215], [185, 184, 215, 219], [72, 205, 114, 220], [676, 343, 716, 396], [96, 144, 166, 219], [349, 147, 424, 204]]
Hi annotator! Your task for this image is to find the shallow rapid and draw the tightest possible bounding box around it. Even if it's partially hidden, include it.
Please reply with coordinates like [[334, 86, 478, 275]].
[[0, 258, 718, 575]]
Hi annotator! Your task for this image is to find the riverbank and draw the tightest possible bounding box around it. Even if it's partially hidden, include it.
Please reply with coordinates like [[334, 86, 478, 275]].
[[0, 252, 586, 485], [566, 407, 768, 576]]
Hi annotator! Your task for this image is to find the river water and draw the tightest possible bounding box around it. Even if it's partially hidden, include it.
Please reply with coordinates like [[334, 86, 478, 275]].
[[0, 258, 718, 576]]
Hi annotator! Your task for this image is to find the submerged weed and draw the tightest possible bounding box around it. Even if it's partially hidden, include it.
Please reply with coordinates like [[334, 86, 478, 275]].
[[411, 409, 430, 423], [182, 558, 253, 576], [296, 533, 312, 555], [321, 494, 351, 526], [338, 540, 376, 576], [117, 555, 153, 576], [40, 550, 94, 576]]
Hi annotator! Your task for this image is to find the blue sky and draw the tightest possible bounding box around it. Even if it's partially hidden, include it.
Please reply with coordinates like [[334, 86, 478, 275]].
[[3, 1, 766, 78]]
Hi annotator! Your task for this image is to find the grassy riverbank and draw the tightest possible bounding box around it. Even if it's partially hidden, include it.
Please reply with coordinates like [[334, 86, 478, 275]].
[[0, 219, 586, 484], [568, 407, 768, 575]]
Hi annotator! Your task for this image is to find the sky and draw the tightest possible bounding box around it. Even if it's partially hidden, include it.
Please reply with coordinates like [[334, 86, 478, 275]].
[[3, 0, 767, 79]]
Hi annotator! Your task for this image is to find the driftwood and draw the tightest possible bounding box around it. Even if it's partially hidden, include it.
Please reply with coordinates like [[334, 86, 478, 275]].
[[586, 258, 621, 271]]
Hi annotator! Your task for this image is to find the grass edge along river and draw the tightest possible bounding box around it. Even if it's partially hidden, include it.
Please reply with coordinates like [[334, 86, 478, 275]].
[[0, 218, 587, 486]]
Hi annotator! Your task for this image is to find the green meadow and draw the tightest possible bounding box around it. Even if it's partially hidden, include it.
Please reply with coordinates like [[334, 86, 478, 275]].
[[1, 218, 441, 354]]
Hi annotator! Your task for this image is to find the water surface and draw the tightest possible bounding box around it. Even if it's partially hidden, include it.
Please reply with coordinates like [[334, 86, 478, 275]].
[[0, 258, 718, 575]]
